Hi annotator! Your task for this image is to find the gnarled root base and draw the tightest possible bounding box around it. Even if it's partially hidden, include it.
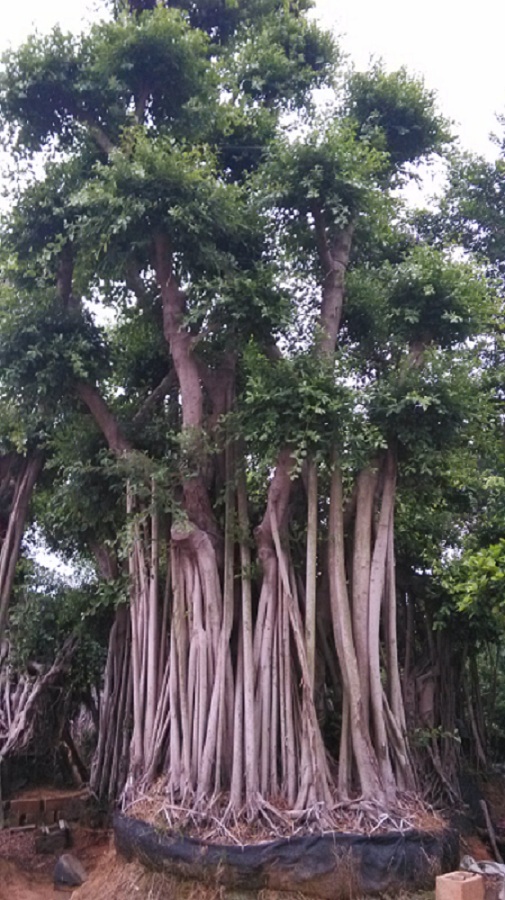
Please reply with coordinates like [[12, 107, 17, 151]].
[[121, 785, 450, 842]]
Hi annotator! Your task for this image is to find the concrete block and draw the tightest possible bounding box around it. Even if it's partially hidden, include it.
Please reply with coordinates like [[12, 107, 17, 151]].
[[436, 870, 485, 900]]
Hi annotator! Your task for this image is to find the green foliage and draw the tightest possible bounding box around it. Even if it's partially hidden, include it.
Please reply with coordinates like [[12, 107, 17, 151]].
[[208, 102, 277, 181], [0, 395, 37, 455], [433, 457, 505, 633], [267, 117, 388, 231], [36, 443, 125, 559], [0, 8, 212, 153], [114, 0, 317, 47], [442, 151, 505, 275], [370, 350, 483, 453], [2, 156, 93, 290], [347, 65, 452, 171], [108, 305, 168, 398], [346, 244, 491, 351], [72, 131, 257, 278], [9, 562, 111, 696], [229, 11, 337, 107], [395, 455, 473, 574], [416, 121, 505, 671], [0, 299, 109, 413], [86, 7, 212, 124], [0, 28, 85, 153], [242, 343, 350, 466], [454, 540, 505, 617]]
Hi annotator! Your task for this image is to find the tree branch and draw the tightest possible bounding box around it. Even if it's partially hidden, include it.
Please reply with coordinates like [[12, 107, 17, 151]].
[[153, 233, 204, 429], [135, 86, 150, 125], [0, 453, 44, 642], [132, 372, 176, 428], [153, 233, 219, 539], [81, 115, 116, 155], [76, 382, 132, 455], [262, 341, 284, 362], [90, 541, 119, 581], [312, 206, 354, 358]]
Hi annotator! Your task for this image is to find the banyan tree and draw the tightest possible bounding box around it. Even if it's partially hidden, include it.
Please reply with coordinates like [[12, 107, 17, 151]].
[[0, 0, 490, 821]]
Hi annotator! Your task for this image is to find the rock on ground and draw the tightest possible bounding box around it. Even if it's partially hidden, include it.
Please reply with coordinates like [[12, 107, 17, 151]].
[[54, 853, 87, 889]]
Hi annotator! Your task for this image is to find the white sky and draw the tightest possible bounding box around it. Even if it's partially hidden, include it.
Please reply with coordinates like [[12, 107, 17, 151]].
[[0, 0, 503, 161]]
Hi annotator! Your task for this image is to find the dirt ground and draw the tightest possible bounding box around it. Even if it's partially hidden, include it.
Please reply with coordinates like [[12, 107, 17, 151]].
[[0, 823, 110, 900], [0, 861, 55, 900]]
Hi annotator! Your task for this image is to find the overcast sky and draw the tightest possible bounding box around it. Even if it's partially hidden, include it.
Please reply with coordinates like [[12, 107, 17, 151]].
[[0, 0, 502, 160]]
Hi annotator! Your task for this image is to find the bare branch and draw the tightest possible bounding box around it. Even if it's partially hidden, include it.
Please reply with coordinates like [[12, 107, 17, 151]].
[[132, 371, 176, 428], [76, 382, 132, 454], [81, 115, 116, 155]]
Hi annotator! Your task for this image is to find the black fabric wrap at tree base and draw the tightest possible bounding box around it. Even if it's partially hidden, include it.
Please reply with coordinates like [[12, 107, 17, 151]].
[[114, 813, 459, 898]]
